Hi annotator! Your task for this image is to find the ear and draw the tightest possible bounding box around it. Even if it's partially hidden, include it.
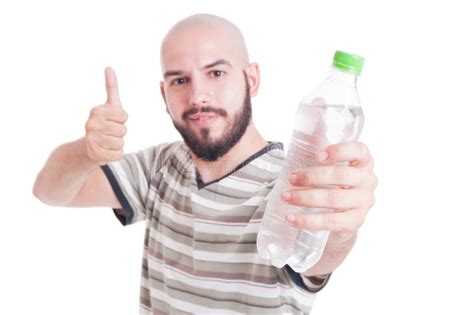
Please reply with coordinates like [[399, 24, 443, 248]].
[[160, 81, 170, 114], [244, 62, 260, 97]]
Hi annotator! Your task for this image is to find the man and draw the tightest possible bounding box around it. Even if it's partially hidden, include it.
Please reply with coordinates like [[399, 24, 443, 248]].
[[33, 14, 377, 314]]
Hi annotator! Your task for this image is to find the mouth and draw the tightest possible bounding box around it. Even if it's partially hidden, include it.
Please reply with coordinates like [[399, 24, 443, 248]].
[[188, 113, 219, 128]]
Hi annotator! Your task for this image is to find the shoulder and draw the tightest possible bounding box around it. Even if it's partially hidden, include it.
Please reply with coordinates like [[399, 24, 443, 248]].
[[147, 141, 187, 174]]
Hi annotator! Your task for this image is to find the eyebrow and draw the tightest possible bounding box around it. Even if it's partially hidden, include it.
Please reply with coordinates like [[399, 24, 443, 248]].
[[203, 59, 233, 69], [163, 70, 184, 79], [163, 59, 233, 79]]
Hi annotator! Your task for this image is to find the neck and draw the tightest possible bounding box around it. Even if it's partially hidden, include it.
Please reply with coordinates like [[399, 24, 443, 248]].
[[191, 120, 267, 184]]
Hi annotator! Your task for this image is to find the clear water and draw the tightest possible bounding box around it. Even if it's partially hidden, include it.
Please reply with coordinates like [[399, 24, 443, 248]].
[[257, 102, 364, 272]]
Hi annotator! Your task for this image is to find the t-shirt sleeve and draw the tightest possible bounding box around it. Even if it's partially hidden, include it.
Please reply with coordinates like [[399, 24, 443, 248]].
[[100, 144, 168, 226], [284, 265, 331, 293]]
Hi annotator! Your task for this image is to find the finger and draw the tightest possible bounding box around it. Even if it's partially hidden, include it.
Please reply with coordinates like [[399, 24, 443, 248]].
[[290, 165, 366, 188], [285, 208, 366, 233], [318, 141, 372, 168], [97, 134, 125, 150], [281, 187, 371, 210], [100, 121, 127, 138], [105, 67, 121, 106], [103, 108, 128, 123]]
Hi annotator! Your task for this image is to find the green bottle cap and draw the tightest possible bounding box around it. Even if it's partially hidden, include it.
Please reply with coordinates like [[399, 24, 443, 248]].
[[332, 50, 365, 75]]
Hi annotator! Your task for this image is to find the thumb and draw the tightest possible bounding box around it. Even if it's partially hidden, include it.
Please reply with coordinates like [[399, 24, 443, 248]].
[[104, 67, 122, 106]]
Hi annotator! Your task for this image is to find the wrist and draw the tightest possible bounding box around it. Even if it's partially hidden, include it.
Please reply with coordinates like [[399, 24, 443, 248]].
[[302, 233, 358, 277]]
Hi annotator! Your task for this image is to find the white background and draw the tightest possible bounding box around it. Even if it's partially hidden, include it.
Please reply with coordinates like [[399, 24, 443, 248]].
[[1, 0, 473, 314]]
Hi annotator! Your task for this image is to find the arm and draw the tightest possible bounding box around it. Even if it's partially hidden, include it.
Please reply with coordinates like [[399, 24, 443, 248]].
[[33, 137, 120, 208], [33, 67, 128, 208], [302, 233, 357, 277]]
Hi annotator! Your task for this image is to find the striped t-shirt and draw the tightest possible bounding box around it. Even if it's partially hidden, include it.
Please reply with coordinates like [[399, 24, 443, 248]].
[[101, 141, 330, 314]]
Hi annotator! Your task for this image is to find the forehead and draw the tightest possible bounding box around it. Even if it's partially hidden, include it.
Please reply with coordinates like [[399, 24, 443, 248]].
[[161, 28, 239, 73]]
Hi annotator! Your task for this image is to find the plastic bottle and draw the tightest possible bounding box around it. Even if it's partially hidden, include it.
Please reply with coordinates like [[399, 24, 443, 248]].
[[256, 51, 365, 272]]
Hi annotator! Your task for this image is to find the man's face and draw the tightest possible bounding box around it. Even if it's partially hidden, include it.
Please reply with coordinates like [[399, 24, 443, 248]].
[[160, 27, 252, 161]]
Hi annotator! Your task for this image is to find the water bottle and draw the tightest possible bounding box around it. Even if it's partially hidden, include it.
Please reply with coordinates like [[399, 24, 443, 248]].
[[257, 51, 365, 272]]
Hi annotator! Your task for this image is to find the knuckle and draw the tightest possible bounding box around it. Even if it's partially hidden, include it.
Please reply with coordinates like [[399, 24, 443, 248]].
[[85, 120, 94, 132], [352, 141, 365, 154], [359, 142, 368, 155], [122, 110, 129, 122], [90, 106, 102, 117]]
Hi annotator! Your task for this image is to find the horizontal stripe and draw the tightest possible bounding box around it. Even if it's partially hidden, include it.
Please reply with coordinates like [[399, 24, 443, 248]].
[[148, 226, 271, 264], [147, 255, 314, 302], [218, 175, 266, 193], [190, 193, 265, 211], [147, 281, 242, 315]]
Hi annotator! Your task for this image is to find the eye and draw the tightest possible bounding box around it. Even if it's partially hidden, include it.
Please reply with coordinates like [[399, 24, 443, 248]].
[[210, 70, 224, 78], [172, 77, 188, 85]]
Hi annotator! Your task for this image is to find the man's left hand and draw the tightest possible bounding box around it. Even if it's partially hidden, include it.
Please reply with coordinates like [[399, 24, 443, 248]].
[[281, 141, 377, 244]]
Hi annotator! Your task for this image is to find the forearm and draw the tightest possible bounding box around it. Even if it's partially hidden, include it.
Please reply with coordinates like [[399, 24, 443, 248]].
[[33, 137, 96, 206], [303, 233, 358, 277]]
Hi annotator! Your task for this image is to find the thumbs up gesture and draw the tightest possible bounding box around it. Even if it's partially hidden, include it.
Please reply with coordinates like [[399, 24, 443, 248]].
[[84, 67, 128, 165]]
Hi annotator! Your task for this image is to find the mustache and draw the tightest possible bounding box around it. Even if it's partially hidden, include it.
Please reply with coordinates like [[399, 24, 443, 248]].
[[182, 106, 228, 120]]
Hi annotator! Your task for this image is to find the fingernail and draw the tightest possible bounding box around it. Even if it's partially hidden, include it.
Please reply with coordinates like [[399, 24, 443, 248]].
[[286, 214, 296, 223], [319, 151, 328, 162], [281, 190, 292, 201], [289, 174, 298, 184]]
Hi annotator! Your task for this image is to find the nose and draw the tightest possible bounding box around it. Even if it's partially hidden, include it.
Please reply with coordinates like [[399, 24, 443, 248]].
[[189, 78, 211, 107]]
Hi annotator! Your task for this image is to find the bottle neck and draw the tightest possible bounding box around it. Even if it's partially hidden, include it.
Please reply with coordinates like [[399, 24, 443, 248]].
[[327, 67, 358, 86]]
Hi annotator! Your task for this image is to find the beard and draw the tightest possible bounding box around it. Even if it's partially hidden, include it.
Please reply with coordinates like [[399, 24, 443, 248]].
[[172, 75, 252, 162]]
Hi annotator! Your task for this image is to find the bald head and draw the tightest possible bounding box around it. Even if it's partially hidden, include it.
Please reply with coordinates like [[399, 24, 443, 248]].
[[160, 14, 250, 74]]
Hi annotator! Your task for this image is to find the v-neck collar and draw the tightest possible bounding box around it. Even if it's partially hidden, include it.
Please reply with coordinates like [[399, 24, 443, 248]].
[[191, 141, 283, 190]]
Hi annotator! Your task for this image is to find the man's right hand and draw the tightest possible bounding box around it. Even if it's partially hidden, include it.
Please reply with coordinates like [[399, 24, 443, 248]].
[[84, 67, 128, 165]]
